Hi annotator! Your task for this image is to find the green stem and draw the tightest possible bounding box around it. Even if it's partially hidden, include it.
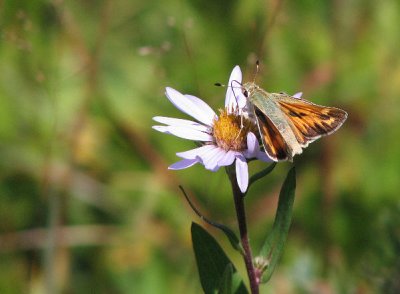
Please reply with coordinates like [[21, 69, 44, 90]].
[[226, 166, 259, 294]]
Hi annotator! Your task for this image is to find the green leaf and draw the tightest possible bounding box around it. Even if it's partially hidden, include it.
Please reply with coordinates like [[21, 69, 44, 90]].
[[181, 186, 243, 255], [191, 222, 248, 294], [231, 272, 249, 294], [218, 264, 233, 294], [258, 167, 296, 283], [212, 223, 244, 256]]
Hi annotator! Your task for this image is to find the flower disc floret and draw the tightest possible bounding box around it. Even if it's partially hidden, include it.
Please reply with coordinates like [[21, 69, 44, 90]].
[[213, 109, 257, 152]]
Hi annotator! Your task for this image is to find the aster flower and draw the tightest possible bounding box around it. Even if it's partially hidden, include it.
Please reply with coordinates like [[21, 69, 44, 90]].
[[152, 66, 272, 193]]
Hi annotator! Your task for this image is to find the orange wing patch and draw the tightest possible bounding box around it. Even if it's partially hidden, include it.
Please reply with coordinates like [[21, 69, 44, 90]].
[[278, 101, 347, 146]]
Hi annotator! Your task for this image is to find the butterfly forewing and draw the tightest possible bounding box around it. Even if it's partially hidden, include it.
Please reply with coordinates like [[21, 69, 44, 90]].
[[278, 98, 348, 146], [254, 108, 289, 161]]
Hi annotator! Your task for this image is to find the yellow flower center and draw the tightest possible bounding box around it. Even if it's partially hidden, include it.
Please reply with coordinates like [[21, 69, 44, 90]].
[[212, 108, 257, 151]]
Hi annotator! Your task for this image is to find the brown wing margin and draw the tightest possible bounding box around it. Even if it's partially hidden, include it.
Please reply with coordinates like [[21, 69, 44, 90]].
[[254, 108, 289, 161]]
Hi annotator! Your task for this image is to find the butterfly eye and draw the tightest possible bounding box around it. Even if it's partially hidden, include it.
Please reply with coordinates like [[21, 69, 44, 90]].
[[243, 90, 249, 97]]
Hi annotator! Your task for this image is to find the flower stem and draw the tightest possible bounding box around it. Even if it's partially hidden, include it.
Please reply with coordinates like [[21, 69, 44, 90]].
[[227, 167, 259, 294]]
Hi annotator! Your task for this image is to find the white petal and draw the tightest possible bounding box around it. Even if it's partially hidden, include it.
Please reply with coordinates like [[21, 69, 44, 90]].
[[225, 66, 247, 112], [236, 93, 248, 111], [205, 148, 229, 171], [165, 87, 215, 126], [293, 92, 303, 99], [235, 155, 249, 193], [152, 126, 171, 134], [225, 66, 241, 109], [216, 150, 236, 167], [176, 145, 217, 159], [184, 95, 217, 125], [153, 116, 210, 132], [168, 158, 199, 170], [200, 147, 226, 171], [153, 125, 212, 141]]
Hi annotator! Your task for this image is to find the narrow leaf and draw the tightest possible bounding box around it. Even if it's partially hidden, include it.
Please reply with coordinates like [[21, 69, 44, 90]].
[[191, 222, 248, 294], [181, 186, 243, 254], [258, 167, 296, 283]]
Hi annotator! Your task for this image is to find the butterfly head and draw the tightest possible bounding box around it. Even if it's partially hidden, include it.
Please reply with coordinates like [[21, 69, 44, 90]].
[[242, 82, 260, 100]]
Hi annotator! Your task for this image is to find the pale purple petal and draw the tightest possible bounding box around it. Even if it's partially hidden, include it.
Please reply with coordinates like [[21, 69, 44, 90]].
[[245, 132, 258, 158], [235, 89, 248, 111], [184, 95, 217, 125], [256, 151, 274, 162], [153, 116, 210, 132], [168, 158, 199, 170], [165, 87, 215, 126], [153, 125, 212, 141], [176, 145, 217, 159], [293, 92, 303, 99], [235, 155, 249, 193], [209, 165, 222, 172]]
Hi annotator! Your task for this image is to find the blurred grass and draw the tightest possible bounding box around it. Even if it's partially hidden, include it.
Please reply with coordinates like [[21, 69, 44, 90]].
[[1, 0, 400, 293]]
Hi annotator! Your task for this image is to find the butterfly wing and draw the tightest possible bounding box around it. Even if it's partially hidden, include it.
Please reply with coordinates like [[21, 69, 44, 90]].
[[253, 107, 290, 161], [277, 97, 348, 147]]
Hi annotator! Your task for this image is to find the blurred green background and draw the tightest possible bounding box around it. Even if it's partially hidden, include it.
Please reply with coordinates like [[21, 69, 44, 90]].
[[1, 0, 400, 293]]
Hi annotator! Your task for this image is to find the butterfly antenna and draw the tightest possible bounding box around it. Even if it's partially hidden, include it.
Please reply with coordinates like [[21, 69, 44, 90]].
[[253, 60, 260, 83]]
